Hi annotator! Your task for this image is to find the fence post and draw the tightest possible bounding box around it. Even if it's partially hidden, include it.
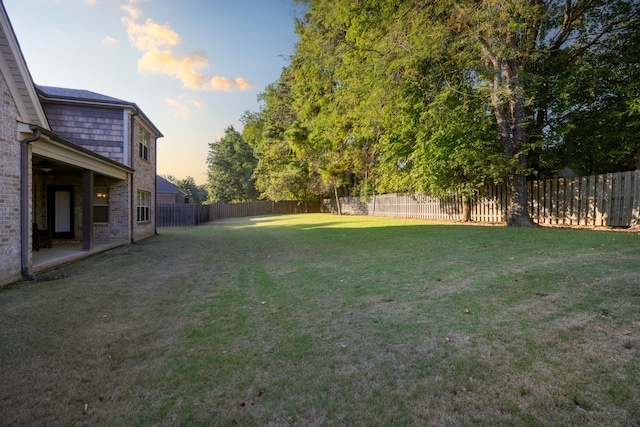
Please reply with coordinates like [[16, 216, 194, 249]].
[[631, 171, 640, 227]]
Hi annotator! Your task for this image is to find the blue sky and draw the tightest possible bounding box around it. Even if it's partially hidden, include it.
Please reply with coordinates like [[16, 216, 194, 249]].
[[4, 0, 304, 184]]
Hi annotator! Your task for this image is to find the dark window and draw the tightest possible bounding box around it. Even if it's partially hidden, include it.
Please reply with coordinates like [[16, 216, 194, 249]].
[[93, 187, 109, 223], [138, 127, 150, 160]]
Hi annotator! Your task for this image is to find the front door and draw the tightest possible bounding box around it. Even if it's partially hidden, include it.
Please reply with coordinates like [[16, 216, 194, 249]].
[[48, 186, 74, 239]]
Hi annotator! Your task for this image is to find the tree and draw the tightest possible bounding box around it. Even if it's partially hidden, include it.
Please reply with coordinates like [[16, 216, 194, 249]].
[[288, 0, 385, 203], [539, 5, 640, 174], [206, 126, 259, 203], [161, 175, 210, 204], [288, 0, 639, 225], [456, 0, 639, 224], [177, 176, 209, 204], [244, 68, 328, 203]]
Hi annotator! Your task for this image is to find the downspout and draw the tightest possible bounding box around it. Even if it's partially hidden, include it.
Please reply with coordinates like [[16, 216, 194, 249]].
[[20, 127, 41, 280], [154, 145, 158, 235], [130, 109, 139, 243]]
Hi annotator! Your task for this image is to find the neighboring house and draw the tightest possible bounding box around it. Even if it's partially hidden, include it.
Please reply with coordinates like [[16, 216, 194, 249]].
[[157, 176, 188, 204], [0, 3, 162, 286]]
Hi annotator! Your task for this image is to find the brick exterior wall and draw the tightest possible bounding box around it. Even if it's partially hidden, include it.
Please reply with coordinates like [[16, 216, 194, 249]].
[[93, 177, 129, 242], [0, 70, 24, 286], [32, 171, 132, 244], [41, 104, 125, 163], [132, 119, 156, 241], [157, 193, 184, 204], [1, 80, 159, 286], [39, 103, 159, 244], [40, 101, 157, 244]]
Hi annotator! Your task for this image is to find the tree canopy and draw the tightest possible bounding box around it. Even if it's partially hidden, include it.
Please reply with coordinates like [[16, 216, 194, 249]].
[[162, 175, 209, 204], [206, 126, 259, 203], [207, 0, 639, 224]]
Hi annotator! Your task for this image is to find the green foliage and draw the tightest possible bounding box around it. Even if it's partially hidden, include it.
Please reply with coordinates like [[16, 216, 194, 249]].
[[243, 76, 327, 202], [412, 88, 507, 197], [206, 126, 259, 203], [227, 0, 639, 219], [162, 175, 210, 204], [539, 5, 640, 174]]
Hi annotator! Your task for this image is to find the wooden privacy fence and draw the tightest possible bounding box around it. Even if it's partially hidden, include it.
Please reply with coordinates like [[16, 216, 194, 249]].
[[158, 200, 322, 226], [157, 204, 210, 226], [326, 170, 640, 227], [529, 171, 639, 227], [209, 200, 321, 220]]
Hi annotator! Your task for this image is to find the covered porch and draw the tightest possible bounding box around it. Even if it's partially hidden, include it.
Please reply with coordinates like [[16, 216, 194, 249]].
[[22, 124, 135, 276], [32, 239, 129, 274], [31, 154, 131, 246]]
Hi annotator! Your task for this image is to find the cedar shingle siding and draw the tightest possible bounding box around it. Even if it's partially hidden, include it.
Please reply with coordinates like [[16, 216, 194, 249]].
[[42, 104, 125, 163]]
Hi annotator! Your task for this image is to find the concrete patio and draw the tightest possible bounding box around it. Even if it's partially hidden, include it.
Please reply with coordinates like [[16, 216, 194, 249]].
[[32, 240, 129, 274]]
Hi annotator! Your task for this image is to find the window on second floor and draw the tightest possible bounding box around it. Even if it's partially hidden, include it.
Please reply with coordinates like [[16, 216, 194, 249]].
[[138, 127, 150, 160]]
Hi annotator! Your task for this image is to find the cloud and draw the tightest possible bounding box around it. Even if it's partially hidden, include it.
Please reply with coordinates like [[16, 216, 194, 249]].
[[121, 2, 142, 21], [102, 36, 119, 46], [210, 76, 253, 92], [123, 17, 180, 51], [138, 50, 209, 89], [165, 96, 205, 121], [165, 98, 190, 121], [121, 0, 253, 92]]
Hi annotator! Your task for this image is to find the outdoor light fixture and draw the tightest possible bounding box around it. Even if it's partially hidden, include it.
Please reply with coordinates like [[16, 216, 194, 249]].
[[39, 160, 53, 173]]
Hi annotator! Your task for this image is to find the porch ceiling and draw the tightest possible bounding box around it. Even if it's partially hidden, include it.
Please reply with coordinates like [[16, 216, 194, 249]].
[[22, 124, 133, 180], [32, 155, 115, 180]]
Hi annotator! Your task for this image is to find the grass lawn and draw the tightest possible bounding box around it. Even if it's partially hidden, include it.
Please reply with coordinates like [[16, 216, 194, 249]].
[[1, 214, 639, 426]]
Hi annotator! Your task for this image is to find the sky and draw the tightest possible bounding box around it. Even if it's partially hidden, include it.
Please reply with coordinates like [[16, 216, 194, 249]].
[[4, 0, 304, 185]]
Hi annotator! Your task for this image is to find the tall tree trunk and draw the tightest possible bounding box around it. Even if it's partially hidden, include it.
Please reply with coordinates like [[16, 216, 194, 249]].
[[487, 55, 536, 227], [506, 169, 533, 226], [333, 179, 342, 215], [461, 195, 472, 222]]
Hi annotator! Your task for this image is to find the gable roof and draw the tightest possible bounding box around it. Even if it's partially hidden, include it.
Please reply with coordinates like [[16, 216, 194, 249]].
[[36, 85, 131, 105], [157, 176, 187, 196], [0, 3, 48, 128], [37, 84, 164, 138]]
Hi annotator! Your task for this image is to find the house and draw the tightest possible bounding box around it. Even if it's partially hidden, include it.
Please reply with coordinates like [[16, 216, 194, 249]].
[[0, 3, 162, 286], [157, 175, 188, 204]]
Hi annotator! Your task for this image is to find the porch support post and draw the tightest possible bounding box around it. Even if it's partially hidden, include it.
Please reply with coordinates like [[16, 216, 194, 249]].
[[20, 128, 41, 280], [83, 170, 94, 251]]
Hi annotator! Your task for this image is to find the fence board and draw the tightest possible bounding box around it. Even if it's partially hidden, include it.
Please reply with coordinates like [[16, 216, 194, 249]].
[[158, 204, 196, 226], [622, 173, 633, 225], [633, 171, 640, 226]]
